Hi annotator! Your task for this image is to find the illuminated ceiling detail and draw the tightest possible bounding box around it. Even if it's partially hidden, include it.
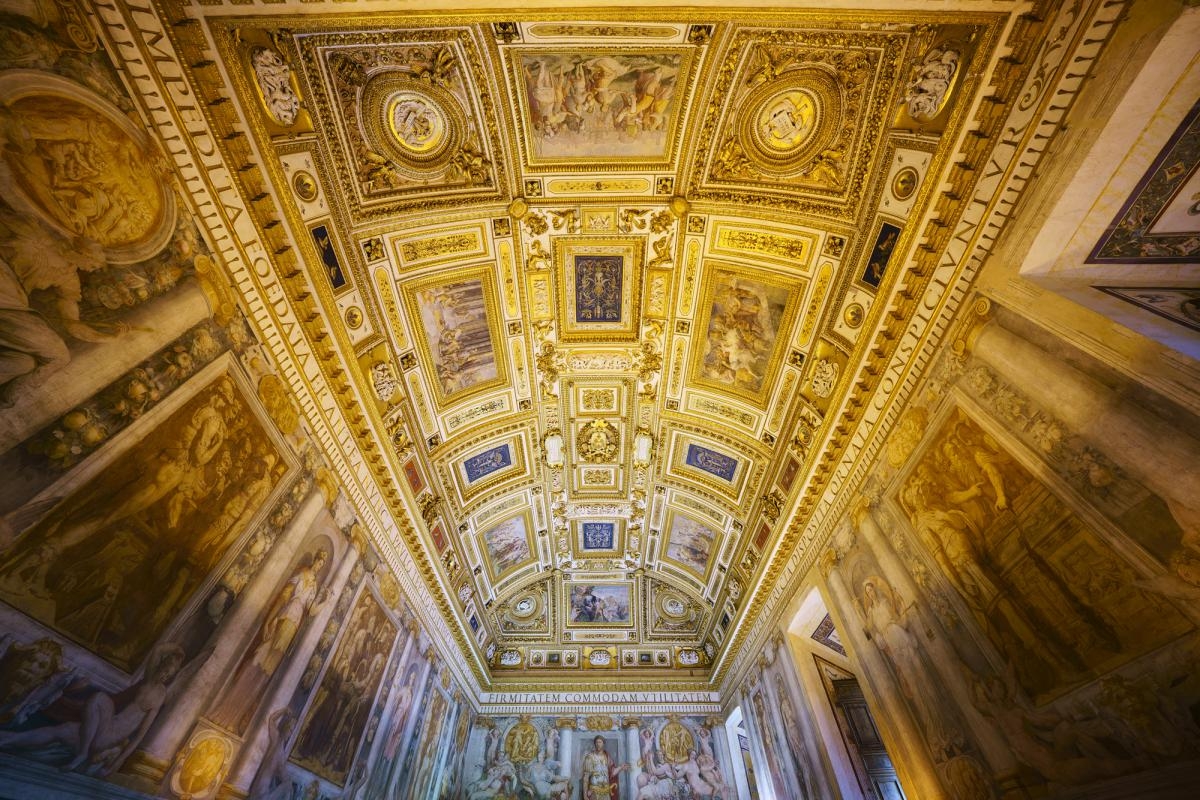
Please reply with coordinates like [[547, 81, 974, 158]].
[[141, 3, 1102, 693]]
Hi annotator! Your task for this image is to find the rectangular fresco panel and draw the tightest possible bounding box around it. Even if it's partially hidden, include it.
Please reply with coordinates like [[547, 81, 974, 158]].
[[0, 372, 285, 670], [685, 443, 738, 482], [311, 224, 347, 289], [665, 514, 716, 577], [581, 521, 616, 550], [1089, 99, 1200, 262], [567, 582, 632, 625], [1095, 286, 1200, 334], [482, 515, 532, 577], [898, 407, 1194, 702], [860, 221, 901, 288], [574, 255, 624, 322], [697, 269, 792, 397], [463, 443, 513, 483], [519, 52, 685, 161], [414, 278, 498, 399], [291, 588, 397, 785]]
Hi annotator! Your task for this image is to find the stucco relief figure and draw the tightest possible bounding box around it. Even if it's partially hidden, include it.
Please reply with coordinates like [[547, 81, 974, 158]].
[[581, 736, 628, 800], [856, 575, 961, 760], [208, 547, 330, 735], [904, 46, 959, 121], [0, 642, 195, 776], [251, 46, 301, 127]]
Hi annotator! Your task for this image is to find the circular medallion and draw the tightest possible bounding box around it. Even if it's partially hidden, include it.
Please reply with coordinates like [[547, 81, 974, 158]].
[[386, 91, 447, 156], [361, 73, 465, 170], [739, 68, 842, 176], [344, 306, 364, 330], [292, 170, 318, 202], [513, 595, 537, 618], [589, 649, 612, 666], [663, 597, 687, 618], [755, 89, 818, 154], [843, 303, 865, 328], [0, 72, 177, 264], [892, 166, 919, 201]]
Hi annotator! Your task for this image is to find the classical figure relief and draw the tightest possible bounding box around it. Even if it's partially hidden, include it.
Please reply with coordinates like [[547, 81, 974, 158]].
[[250, 46, 301, 126], [0, 374, 284, 669], [904, 44, 960, 122]]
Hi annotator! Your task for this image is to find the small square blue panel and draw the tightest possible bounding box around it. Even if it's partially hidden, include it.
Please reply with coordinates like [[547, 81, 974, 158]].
[[581, 521, 616, 550], [685, 444, 738, 482], [463, 444, 512, 483]]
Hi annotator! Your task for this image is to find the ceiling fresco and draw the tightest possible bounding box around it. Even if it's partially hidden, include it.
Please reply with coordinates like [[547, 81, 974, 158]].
[[131, 3, 1067, 692]]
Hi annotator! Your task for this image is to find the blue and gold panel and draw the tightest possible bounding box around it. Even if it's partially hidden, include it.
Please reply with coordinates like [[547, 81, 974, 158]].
[[554, 237, 643, 342], [574, 519, 623, 553], [684, 443, 738, 482], [463, 443, 513, 483]]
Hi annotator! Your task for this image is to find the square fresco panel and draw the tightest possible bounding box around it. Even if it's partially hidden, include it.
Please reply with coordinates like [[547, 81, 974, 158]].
[[414, 278, 498, 400], [519, 52, 685, 161], [685, 443, 738, 482], [567, 582, 632, 625], [696, 269, 792, 398], [463, 443, 513, 483], [665, 514, 717, 577], [581, 521, 616, 550], [482, 515, 532, 577], [575, 255, 624, 323]]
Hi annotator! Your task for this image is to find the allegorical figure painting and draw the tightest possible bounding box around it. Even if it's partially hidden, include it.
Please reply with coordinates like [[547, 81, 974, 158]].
[[482, 515, 532, 578], [414, 278, 497, 400], [0, 373, 284, 670], [899, 408, 1193, 701], [665, 514, 717, 578], [519, 52, 683, 160], [568, 583, 631, 625], [697, 271, 790, 396], [207, 540, 333, 735], [291, 588, 396, 785]]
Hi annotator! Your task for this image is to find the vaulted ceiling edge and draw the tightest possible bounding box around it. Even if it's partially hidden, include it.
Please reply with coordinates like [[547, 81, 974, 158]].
[[86, 0, 1125, 701]]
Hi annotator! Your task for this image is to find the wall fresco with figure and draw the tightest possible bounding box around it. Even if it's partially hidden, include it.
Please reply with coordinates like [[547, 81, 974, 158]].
[[809, 306, 1200, 800], [459, 712, 738, 800]]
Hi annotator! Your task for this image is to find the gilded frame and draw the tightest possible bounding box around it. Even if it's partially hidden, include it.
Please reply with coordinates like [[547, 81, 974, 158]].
[[553, 237, 644, 343]]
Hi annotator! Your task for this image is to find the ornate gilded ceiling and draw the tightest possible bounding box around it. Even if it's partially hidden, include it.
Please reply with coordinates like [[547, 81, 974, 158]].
[[126, 1, 1074, 693]]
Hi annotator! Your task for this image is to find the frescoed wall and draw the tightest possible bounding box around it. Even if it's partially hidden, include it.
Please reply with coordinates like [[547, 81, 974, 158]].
[[0, 10, 458, 800], [459, 712, 740, 800], [797, 303, 1200, 800]]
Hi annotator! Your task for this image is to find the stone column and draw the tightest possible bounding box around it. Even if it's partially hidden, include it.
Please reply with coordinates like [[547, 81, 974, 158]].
[[556, 718, 576, 780], [227, 539, 360, 790], [821, 552, 950, 800], [967, 314, 1200, 534], [703, 716, 738, 800], [140, 489, 326, 764], [854, 502, 1017, 778], [738, 685, 780, 800], [622, 717, 641, 799]]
